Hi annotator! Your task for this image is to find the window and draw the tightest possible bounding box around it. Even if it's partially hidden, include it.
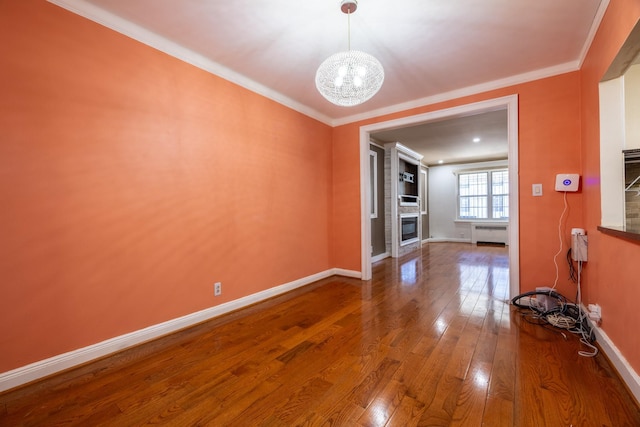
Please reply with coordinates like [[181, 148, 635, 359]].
[[458, 169, 509, 220]]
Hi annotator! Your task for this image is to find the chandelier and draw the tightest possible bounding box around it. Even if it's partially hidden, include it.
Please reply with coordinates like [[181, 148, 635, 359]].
[[315, 0, 384, 107]]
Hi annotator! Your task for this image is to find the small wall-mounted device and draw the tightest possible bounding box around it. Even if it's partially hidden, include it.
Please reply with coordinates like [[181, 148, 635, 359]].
[[555, 173, 580, 192], [571, 228, 588, 261], [400, 171, 414, 183]]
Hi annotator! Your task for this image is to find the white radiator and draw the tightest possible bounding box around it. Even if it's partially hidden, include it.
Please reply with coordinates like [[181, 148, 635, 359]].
[[471, 223, 509, 245]]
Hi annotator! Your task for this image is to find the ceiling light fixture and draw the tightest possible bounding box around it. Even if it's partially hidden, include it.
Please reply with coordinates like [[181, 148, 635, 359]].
[[473, 137, 481, 143], [315, 0, 384, 107]]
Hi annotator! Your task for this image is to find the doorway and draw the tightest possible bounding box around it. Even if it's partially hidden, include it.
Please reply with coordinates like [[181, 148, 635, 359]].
[[359, 95, 520, 299]]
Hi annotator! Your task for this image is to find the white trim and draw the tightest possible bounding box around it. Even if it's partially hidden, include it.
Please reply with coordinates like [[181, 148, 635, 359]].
[[395, 143, 424, 161], [46, 0, 597, 129], [0, 268, 358, 393], [389, 145, 400, 257], [599, 76, 626, 227], [360, 95, 519, 297], [371, 252, 390, 263], [582, 304, 640, 404], [369, 140, 385, 150], [360, 127, 373, 281], [506, 96, 520, 299], [369, 150, 378, 219], [400, 238, 420, 246], [420, 169, 428, 215], [335, 63, 573, 127], [332, 268, 362, 278], [577, 0, 610, 69]]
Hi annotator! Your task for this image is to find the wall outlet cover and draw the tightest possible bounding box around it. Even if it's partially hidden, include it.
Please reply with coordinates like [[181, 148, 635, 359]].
[[532, 183, 543, 196]]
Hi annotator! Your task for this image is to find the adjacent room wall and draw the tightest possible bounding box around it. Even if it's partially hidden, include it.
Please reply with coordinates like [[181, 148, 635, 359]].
[[332, 0, 640, 382], [369, 144, 386, 256], [333, 72, 584, 300], [580, 0, 640, 376], [0, 0, 333, 373], [4, 0, 640, 393], [427, 159, 508, 242]]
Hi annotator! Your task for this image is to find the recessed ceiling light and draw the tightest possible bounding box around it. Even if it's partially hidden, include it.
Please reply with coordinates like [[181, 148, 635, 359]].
[[473, 137, 481, 143], [438, 160, 444, 164]]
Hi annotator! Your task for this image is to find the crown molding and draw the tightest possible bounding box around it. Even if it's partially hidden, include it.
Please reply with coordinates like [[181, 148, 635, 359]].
[[47, 0, 600, 128], [577, 0, 610, 69], [331, 61, 580, 126]]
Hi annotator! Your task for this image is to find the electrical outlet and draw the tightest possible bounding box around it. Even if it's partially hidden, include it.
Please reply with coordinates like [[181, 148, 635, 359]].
[[532, 183, 543, 196], [214, 282, 222, 296], [588, 303, 601, 322]]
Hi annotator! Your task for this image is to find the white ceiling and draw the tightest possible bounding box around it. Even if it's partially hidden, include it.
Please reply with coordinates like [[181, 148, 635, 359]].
[[50, 0, 606, 163], [372, 109, 508, 166]]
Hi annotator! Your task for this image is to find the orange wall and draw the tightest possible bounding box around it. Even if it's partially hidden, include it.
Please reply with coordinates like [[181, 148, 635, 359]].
[[580, 0, 640, 372], [0, 1, 332, 372], [333, 73, 583, 299], [4, 0, 640, 382], [331, 0, 640, 376]]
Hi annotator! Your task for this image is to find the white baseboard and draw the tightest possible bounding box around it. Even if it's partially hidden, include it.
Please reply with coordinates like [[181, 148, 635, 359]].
[[425, 237, 470, 243], [332, 268, 362, 278], [582, 304, 640, 404], [371, 252, 390, 263], [0, 268, 357, 393]]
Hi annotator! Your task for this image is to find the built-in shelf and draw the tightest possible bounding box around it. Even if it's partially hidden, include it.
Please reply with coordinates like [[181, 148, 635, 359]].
[[388, 142, 424, 259], [398, 158, 419, 199], [399, 195, 419, 206], [598, 225, 640, 243]]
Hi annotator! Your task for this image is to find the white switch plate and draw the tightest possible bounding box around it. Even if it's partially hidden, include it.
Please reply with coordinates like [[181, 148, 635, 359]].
[[532, 183, 543, 196]]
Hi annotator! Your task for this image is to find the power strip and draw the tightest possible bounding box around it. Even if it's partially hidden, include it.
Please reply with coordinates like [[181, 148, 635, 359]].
[[535, 287, 559, 311], [516, 296, 539, 309]]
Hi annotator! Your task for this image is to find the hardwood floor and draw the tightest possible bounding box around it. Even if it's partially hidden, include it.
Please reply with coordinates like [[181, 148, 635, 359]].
[[2, 242, 639, 426]]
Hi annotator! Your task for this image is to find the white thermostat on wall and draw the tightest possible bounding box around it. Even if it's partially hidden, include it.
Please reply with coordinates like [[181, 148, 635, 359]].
[[555, 173, 580, 192]]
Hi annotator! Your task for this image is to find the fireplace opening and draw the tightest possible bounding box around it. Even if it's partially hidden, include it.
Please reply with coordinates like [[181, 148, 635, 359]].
[[400, 214, 419, 245]]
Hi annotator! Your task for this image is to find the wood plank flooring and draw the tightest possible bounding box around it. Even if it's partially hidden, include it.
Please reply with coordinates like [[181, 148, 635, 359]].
[[2, 242, 639, 426]]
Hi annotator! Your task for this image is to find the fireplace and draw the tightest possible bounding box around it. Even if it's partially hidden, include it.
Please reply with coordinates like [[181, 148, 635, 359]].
[[400, 214, 419, 245]]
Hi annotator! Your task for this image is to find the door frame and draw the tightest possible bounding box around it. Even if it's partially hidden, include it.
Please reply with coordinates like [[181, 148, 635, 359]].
[[359, 94, 520, 299]]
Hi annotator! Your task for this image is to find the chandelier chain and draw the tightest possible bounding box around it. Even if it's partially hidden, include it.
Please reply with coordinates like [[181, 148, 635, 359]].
[[347, 8, 351, 51]]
